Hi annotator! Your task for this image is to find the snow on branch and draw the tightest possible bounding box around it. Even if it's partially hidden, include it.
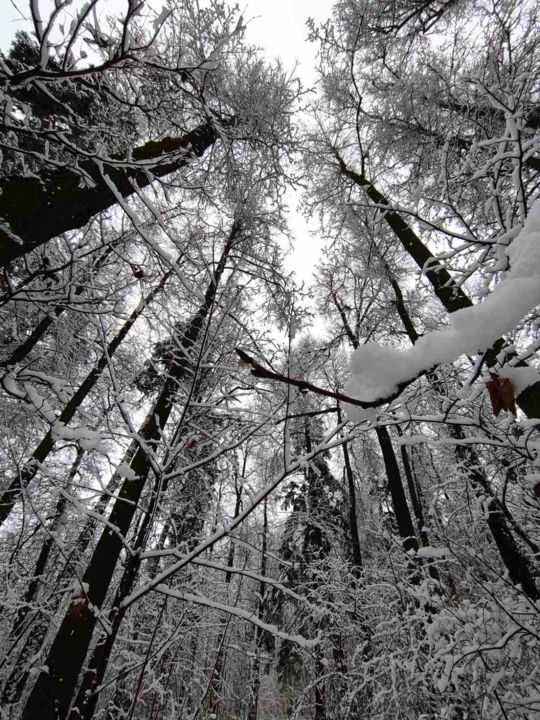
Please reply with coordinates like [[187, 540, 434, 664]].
[[344, 201, 540, 419], [154, 585, 322, 649], [141, 552, 321, 613]]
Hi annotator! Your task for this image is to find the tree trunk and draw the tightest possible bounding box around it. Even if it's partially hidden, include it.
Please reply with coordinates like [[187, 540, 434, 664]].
[[70, 478, 159, 720], [336, 156, 472, 314], [247, 496, 268, 720], [1, 449, 84, 708], [21, 224, 239, 720], [1, 245, 114, 370], [0, 467, 122, 711], [0, 264, 174, 529], [207, 480, 244, 719], [337, 154, 540, 418], [376, 112, 540, 173], [314, 653, 327, 720], [395, 429, 428, 544], [330, 297, 418, 557], [72, 416, 217, 720], [12, 448, 84, 637], [0, 120, 225, 266], [336, 406, 363, 573], [375, 425, 418, 556], [451, 425, 540, 601], [389, 268, 540, 599]]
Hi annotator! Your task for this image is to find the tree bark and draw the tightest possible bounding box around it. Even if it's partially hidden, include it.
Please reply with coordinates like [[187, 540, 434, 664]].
[[1, 449, 83, 708], [10, 448, 84, 641], [72, 418, 218, 720], [331, 295, 419, 556], [451, 425, 540, 601], [375, 425, 418, 555], [0, 467, 122, 711], [247, 496, 268, 720], [1, 245, 114, 370], [314, 653, 327, 720], [395, 429, 428, 543], [70, 477, 159, 720], [207, 480, 244, 720]]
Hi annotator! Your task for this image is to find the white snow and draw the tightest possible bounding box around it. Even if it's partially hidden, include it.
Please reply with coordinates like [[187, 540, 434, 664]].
[[70, 581, 90, 599], [417, 547, 450, 559], [524, 473, 540, 489], [503, 366, 540, 395], [117, 462, 138, 481], [345, 201, 540, 417], [155, 585, 322, 649], [52, 422, 106, 452]]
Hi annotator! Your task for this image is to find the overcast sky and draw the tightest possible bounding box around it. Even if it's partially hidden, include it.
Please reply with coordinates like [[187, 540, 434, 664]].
[[0, 0, 334, 283], [0, 1, 332, 76], [243, 1, 332, 285], [242, 0, 331, 86]]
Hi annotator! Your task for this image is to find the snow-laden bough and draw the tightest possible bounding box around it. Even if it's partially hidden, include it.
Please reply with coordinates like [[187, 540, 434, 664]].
[[345, 201, 540, 419]]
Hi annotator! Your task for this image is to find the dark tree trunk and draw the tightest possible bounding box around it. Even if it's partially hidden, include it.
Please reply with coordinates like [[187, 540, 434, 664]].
[[336, 406, 363, 573], [59, 464, 126, 585], [0, 263, 174, 529], [451, 425, 540, 601], [0, 466, 122, 711], [207, 480, 244, 720], [395, 432, 440, 582], [1, 245, 113, 370], [1, 449, 84, 709], [395, 429, 428, 543], [487, 498, 540, 600], [337, 155, 540, 418], [314, 653, 327, 720], [247, 497, 268, 720], [0, 120, 225, 266], [389, 268, 540, 600], [377, 111, 540, 173], [70, 481, 158, 720], [375, 426, 418, 556], [330, 298, 418, 557], [72, 415, 217, 720], [11, 448, 84, 641], [336, 157, 472, 314], [21, 224, 239, 720]]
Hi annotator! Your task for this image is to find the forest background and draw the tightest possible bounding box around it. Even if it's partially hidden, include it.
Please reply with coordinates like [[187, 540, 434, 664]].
[[0, 1, 539, 719]]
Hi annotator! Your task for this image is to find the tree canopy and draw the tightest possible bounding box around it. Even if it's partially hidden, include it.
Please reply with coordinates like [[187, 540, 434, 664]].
[[0, 1, 539, 719]]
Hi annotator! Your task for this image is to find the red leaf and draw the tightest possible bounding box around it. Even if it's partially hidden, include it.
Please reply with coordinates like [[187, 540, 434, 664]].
[[485, 376, 517, 416]]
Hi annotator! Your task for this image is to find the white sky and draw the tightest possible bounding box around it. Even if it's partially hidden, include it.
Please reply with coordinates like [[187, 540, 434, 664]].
[[241, 0, 330, 86], [241, 1, 332, 339], [0, 0, 333, 284], [242, 1, 332, 286], [0, 1, 331, 80]]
